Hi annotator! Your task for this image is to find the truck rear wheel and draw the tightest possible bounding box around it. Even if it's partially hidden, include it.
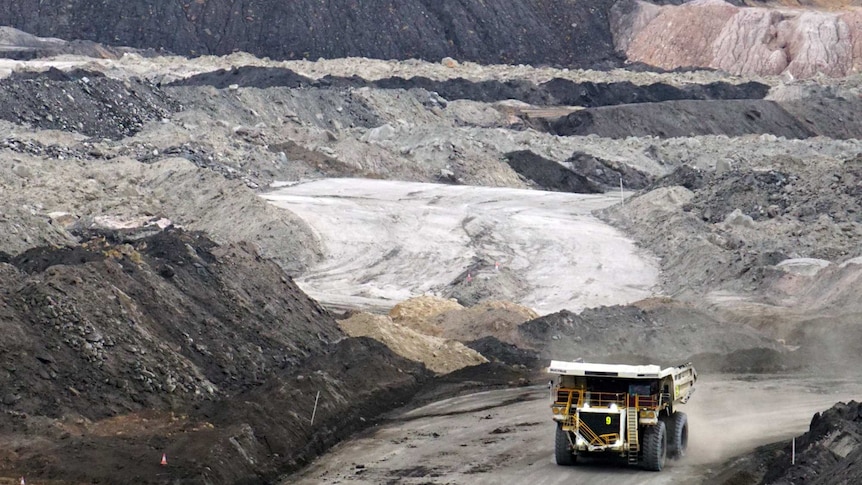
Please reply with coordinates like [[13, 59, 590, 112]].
[[555, 423, 576, 466], [666, 411, 688, 459], [642, 421, 667, 471]]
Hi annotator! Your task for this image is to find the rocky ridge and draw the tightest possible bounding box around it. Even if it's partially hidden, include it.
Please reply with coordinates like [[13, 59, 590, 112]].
[[0, 0, 622, 68]]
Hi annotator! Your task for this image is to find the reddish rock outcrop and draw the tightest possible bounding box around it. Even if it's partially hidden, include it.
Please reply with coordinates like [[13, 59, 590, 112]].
[[615, 0, 862, 78]]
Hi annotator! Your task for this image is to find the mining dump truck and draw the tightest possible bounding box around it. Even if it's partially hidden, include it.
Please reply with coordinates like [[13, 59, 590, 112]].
[[548, 360, 696, 471]]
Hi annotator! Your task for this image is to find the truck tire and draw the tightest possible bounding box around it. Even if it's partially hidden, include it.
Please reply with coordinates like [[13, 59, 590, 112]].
[[555, 423, 576, 466], [666, 411, 688, 459], [642, 421, 667, 471]]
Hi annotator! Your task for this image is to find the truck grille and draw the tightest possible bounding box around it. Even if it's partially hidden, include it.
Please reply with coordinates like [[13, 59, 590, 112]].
[[579, 412, 620, 441]]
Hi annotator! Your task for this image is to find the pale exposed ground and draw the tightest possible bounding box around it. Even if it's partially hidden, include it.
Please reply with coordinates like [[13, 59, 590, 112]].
[[0, 50, 760, 86], [262, 179, 659, 315], [285, 375, 862, 485]]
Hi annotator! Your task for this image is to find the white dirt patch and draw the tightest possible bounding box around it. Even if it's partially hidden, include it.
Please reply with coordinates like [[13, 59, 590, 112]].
[[262, 179, 659, 315]]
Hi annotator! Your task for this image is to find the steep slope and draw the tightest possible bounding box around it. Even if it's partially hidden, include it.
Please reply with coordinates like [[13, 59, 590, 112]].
[[0, 0, 622, 68], [1, 228, 339, 419], [0, 229, 433, 484]]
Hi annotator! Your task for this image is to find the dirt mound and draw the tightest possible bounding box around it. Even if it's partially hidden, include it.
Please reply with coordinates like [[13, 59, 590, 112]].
[[174, 66, 770, 108], [0, 228, 446, 484], [430, 301, 539, 344], [550, 100, 816, 139], [503, 150, 603, 193], [0, 228, 340, 419], [465, 336, 542, 369], [0, 68, 176, 139], [2, 337, 433, 485], [442, 262, 529, 308], [518, 301, 782, 364], [0, 26, 157, 60], [0, 156, 322, 275], [778, 91, 862, 140], [565, 151, 654, 189], [616, 157, 862, 296], [9, 245, 105, 273], [170, 65, 315, 89], [599, 155, 862, 377], [388, 296, 465, 336], [0, 0, 622, 68], [352, 296, 540, 365], [347, 76, 769, 108], [337, 312, 487, 374], [504, 149, 651, 192]]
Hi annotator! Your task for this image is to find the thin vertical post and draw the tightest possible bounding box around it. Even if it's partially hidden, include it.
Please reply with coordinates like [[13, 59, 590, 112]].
[[311, 390, 321, 425], [619, 176, 624, 205], [792, 437, 795, 465]]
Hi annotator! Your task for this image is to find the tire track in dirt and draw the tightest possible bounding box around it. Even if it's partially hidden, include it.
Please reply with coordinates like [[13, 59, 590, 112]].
[[262, 179, 659, 315]]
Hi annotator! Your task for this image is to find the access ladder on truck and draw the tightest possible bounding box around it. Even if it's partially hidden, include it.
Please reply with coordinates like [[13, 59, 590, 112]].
[[627, 402, 639, 464]]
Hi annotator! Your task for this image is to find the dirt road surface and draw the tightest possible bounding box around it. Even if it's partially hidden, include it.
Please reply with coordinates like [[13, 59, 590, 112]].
[[284, 374, 862, 484], [263, 179, 658, 314]]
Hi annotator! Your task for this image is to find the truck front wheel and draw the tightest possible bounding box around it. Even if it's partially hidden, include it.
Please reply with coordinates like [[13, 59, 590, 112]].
[[555, 423, 577, 466], [642, 421, 667, 471]]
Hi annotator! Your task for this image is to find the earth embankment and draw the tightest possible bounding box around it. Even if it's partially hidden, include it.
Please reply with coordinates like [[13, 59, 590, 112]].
[[172, 65, 770, 107], [0, 228, 438, 484], [550, 91, 862, 139], [0, 0, 622, 68]]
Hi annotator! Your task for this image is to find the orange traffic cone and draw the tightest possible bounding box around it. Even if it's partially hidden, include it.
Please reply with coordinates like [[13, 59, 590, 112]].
[[161, 453, 168, 466]]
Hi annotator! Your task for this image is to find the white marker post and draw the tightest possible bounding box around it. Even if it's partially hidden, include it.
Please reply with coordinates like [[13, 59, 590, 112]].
[[311, 390, 321, 425], [792, 437, 796, 465], [619, 176, 625, 205]]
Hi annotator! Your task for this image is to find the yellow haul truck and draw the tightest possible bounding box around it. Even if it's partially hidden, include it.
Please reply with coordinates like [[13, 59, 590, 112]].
[[548, 361, 696, 471]]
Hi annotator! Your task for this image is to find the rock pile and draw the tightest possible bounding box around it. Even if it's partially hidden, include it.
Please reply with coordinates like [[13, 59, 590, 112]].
[[603, 156, 862, 298], [0, 68, 176, 139], [518, 302, 782, 365]]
